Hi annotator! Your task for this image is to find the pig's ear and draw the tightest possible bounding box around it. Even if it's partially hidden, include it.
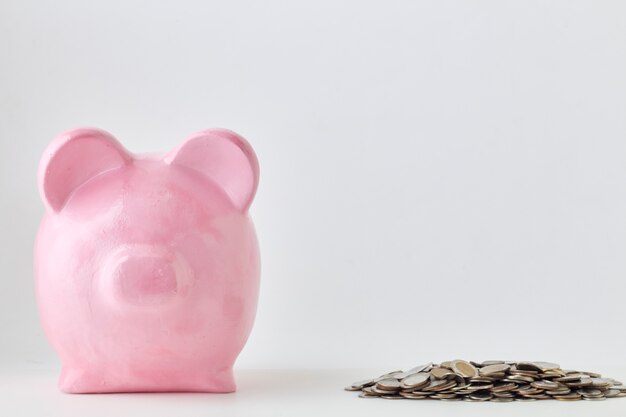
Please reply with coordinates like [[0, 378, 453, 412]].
[[164, 129, 259, 212], [38, 128, 132, 213]]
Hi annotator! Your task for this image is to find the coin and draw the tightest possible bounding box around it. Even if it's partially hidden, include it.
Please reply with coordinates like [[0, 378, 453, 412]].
[[469, 391, 492, 401], [579, 388, 603, 397], [372, 386, 398, 394], [431, 367, 455, 379], [555, 374, 589, 382], [546, 388, 571, 395], [399, 392, 428, 399], [482, 360, 506, 366], [567, 378, 594, 387], [346, 378, 375, 391], [516, 362, 543, 372], [480, 364, 510, 376], [451, 360, 478, 378], [590, 378, 613, 388], [505, 374, 535, 383], [424, 379, 456, 392], [490, 397, 514, 402], [531, 362, 560, 371], [605, 390, 622, 398], [531, 380, 560, 390], [376, 379, 401, 391], [492, 382, 517, 392], [400, 373, 430, 389], [430, 393, 457, 399], [407, 363, 433, 374], [554, 393, 582, 401]]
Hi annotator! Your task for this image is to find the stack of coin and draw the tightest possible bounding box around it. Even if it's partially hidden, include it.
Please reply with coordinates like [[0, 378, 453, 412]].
[[345, 360, 626, 402]]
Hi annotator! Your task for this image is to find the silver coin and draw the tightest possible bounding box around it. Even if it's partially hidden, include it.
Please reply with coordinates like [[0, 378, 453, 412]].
[[546, 388, 571, 395], [590, 378, 613, 388], [430, 393, 457, 399], [480, 364, 510, 376], [531, 380, 560, 390], [400, 373, 430, 389], [555, 373, 589, 382], [579, 388, 603, 397], [531, 362, 560, 371], [482, 360, 506, 366], [347, 378, 375, 390], [406, 363, 433, 374], [376, 378, 401, 390]]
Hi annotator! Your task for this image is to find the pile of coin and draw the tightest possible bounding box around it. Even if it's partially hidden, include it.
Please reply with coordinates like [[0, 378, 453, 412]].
[[345, 360, 626, 402]]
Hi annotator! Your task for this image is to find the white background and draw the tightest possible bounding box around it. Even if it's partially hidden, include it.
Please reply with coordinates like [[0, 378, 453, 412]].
[[1, 0, 625, 387]]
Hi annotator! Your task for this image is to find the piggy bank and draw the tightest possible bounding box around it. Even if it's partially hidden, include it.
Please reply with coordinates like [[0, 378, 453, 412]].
[[34, 128, 260, 393]]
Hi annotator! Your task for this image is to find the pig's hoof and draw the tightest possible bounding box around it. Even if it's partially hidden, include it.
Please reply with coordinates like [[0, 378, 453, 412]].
[[58, 368, 106, 393]]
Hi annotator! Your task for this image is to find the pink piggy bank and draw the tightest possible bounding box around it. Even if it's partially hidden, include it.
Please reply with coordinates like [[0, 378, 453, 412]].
[[34, 128, 260, 393]]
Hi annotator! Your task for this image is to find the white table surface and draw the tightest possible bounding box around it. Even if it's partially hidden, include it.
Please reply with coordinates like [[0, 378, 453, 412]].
[[2, 364, 626, 417]]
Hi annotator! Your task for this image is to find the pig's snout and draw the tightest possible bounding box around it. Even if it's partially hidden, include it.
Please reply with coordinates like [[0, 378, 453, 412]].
[[114, 256, 177, 305], [101, 246, 188, 307]]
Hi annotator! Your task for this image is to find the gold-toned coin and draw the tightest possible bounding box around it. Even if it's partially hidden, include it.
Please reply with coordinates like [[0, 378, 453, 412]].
[[431, 367, 455, 379], [450, 360, 478, 378], [554, 393, 582, 401]]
